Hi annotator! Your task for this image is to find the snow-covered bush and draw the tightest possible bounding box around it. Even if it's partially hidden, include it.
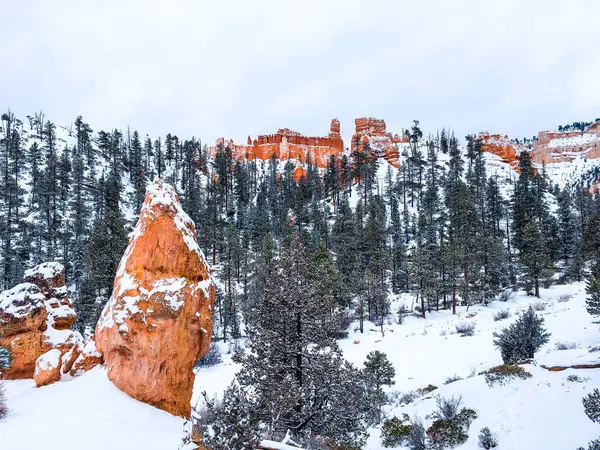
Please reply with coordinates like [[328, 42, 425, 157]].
[[558, 294, 573, 303], [430, 395, 463, 422], [407, 417, 428, 450], [484, 364, 532, 387], [532, 302, 547, 311], [389, 390, 419, 407], [381, 413, 412, 447], [192, 381, 260, 450], [194, 344, 222, 368], [493, 310, 511, 321], [566, 374, 586, 383], [497, 290, 513, 302], [478, 427, 498, 448], [583, 389, 600, 423], [426, 399, 477, 449], [455, 322, 475, 337], [493, 306, 550, 364], [555, 341, 580, 351], [417, 384, 438, 395], [0, 381, 8, 420], [444, 374, 462, 385]]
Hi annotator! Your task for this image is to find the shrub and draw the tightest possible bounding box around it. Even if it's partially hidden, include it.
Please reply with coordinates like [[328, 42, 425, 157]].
[[389, 390, 419, 407], [532, 302, 547, 311], [583, 389, 600, 423], [407, 417, 428, 450], [478, 427, 498, 448], [194, 344, 223, 368], [484, 364, 532, 387], [566, 374, 586, 383], [455, 322, 475, 337], [589, 344, 600, 353], [426, 407, 477, 449], [417, 384, 438, 395], [493, 310, 511, 321], [0, 381, 8, 420], [444, 374, 463, 385], [381, 414, 412, 447], [430, 395, 463, 421], [555, 341, 580, 351], [497, 290, 513, 302], [493, 306, 550, 364], [0, 345, 11, 372], [558, 294, 573, 303]]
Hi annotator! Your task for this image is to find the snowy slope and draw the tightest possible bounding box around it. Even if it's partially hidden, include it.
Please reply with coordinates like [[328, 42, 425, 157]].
[[1, 283, 598, 449], [0, 367, 182, 450]]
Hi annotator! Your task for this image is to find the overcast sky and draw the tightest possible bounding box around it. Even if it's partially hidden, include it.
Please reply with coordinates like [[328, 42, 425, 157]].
[[1, 0, 599, 146]]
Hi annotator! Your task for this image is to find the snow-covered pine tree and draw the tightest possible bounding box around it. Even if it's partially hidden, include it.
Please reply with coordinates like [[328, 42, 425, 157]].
[[363, 350, 396, 423], [586, 263, 600, 321], [493, 306, 550, 364], [235, 234, 368, 447]]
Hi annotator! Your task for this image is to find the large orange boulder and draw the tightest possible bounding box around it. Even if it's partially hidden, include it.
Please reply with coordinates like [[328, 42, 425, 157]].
[[95, 178, 215, 418]]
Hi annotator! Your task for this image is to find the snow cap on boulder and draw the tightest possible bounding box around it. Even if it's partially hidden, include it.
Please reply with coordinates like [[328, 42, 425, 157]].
[[96, 178, 215, 418]]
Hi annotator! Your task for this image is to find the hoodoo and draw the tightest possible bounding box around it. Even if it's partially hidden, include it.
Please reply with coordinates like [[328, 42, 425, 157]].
[[95, 178, 215, 418]]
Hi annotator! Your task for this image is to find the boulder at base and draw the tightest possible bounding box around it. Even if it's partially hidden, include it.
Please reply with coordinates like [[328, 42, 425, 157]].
[[34, 348, 62, 387], [0, 262, 86, 382], [96, 178, 215, 418]]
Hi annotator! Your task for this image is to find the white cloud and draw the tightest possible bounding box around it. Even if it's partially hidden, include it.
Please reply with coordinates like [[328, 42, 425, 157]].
[[1, 0, 599, 144]]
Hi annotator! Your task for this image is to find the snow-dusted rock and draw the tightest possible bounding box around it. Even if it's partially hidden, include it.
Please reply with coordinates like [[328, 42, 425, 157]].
[[70, 338, 103, 376], [34, 348, 62, 387], [96, 178, 215, 418], [0, 262, 84, 382]]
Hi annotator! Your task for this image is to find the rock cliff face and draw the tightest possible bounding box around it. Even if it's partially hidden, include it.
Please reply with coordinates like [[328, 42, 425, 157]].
[[351, 117, 405, 168], [210, 119, 344, 170], [96, 178, 215, 418], [532, 124, 600, 164], [0, 262, 87, 382], [477, 133, 519, 167]]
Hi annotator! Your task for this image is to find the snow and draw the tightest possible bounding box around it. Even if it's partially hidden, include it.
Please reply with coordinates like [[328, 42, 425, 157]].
[[0, 282, 45, 318], [0, 368, 182, 450], [548, 133, 598, 149], [34, 348, 61, 372], [2, 281, 599, 449], [23, 261, 64, 281]]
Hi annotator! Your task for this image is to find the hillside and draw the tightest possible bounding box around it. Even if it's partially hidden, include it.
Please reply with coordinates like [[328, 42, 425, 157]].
[[1, 111, 600, 449]]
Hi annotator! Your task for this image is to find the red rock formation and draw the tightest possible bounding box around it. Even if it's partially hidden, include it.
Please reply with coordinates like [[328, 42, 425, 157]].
[[69, 338, 103, 377], [209, 119, 344, 170], [532, 124, 600, 164], [0, 262, 83, 382], [477, 133, 519, 167], [96, 178, 215, 418], [351, 117, 404, 168]]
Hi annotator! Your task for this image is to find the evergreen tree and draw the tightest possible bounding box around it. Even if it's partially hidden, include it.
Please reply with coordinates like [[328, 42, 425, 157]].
[[363, 350, 396, 423], [493, 306, 550, 364], [585, 263, 600, 321]]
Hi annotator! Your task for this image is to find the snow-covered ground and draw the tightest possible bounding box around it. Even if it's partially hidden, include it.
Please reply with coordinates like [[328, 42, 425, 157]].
[[1, 282, 598, 449]]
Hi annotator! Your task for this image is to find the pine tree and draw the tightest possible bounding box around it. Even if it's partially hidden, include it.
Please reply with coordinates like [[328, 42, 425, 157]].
[[585, 263, 600, 321], [363, 350, 396, 423], [236, 234, 368, 447], [493, 306, 550, 364]]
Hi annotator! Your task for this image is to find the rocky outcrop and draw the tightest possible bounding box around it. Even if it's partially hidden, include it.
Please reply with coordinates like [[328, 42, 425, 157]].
[[69, 338, 103, 377], [96, 178, 215, 418], [477, 133, 519, 167], [209, 119, 344, 170], [351, 117, 405, 168], [533, 124, 600, 164], [0, 262, 85, 382]]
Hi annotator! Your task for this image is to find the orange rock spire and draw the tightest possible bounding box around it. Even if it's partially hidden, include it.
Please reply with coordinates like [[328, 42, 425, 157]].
[[95, 178, 215, 418]]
